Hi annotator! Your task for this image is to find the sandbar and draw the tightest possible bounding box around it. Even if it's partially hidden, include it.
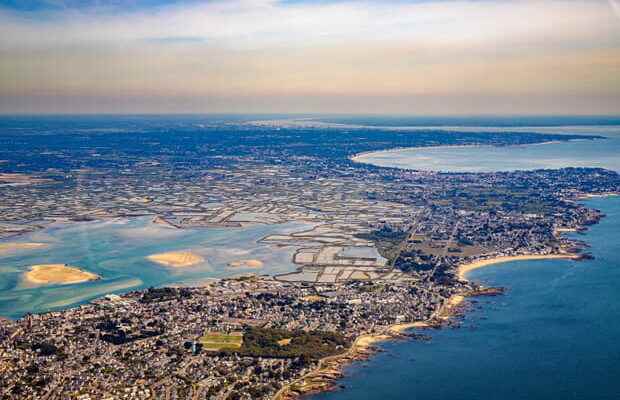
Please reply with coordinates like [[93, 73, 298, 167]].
[[458, 254, 579, 281], [24, 264, 100, 285], [228, 259, 264, 268], [0, 242, 47, 255], [146, 251, 204, 268]]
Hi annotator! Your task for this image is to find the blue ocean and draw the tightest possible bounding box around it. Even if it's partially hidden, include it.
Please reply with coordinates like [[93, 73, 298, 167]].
[[311, 196, 620, 400], [312, 117, 620, 400], [1, 115, 619, 399]]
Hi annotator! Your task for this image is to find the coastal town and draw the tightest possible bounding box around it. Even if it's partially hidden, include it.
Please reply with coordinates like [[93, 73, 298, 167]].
[[1, 120, 619, 399], [1, 0, 618, 396], [0, 276, 476, 400]]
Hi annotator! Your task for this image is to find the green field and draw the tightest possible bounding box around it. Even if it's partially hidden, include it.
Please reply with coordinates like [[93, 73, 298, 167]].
[[199, 328, 349, 359], [200, 331, 243, 351]]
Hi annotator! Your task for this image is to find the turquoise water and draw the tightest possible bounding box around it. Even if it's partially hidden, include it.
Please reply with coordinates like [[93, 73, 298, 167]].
[[0, 218, 310, 318], [354, 126, 620, 172], [312, 197, 620, 400]]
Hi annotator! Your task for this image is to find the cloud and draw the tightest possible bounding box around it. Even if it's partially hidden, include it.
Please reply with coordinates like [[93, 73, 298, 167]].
[[1, 0, 617, 50], [0, 0, 197, 13], [609, 0, 620, 18], [0, 0, 619, 114]]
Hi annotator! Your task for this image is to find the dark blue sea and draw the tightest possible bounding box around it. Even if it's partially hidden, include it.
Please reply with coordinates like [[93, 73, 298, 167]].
[[310, 116, 620, 400], [311, 196, 620, 400], [1, 115, 619, 399]]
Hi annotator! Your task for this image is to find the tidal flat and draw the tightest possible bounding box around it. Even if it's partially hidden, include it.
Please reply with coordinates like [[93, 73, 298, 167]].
[[0, 217, 312, 319]]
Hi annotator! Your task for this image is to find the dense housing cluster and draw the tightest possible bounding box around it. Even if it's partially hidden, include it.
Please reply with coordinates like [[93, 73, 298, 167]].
[[0, 278, 467, 399], [1, 117, 619, 399]]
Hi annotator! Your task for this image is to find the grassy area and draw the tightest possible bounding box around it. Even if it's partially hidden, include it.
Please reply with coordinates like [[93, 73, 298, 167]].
[[216, 327, 349, 361], [200, 331, 243, 351], [355, 226, 408, 261], [431, 187, 555, 214]]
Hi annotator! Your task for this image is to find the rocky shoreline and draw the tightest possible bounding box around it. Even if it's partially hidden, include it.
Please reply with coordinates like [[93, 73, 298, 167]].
[[274, 286, 504, 399]]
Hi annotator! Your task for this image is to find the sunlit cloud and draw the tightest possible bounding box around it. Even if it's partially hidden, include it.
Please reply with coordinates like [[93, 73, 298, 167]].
[[609, 0, 620, 18], [0, 0, 619, 114]]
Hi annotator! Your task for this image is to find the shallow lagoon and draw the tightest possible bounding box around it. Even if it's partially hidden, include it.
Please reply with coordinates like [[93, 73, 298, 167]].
[[0, 217, 311, 318]]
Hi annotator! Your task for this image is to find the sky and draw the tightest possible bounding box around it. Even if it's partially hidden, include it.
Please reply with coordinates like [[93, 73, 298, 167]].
[[0, 0, 619, 115]]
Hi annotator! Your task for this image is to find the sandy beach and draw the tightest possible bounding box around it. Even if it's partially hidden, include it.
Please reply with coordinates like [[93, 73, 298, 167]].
[[458, 254, 579, 281], [276, 276, 513, 400], [274, 331, 395, 400], [389, 321, 432, 333], [577, 192, 619, 200], [24, 264, 100, 285], [0, 242, 47, 255], [434, 294, 466, 320], [228, 259, 264, 268], [146, 251, 205, 268], [275, 307, 461, 400], [349, 140, 585, 166], [275, 315, 445, 400], [354, 333, 391, 348]]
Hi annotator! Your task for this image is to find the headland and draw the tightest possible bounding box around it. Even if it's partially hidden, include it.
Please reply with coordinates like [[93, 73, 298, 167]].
[[274, 287, 473, 400]]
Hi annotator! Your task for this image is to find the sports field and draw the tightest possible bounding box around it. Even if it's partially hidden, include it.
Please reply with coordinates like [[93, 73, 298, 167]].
[[200, 331, 243, 351]]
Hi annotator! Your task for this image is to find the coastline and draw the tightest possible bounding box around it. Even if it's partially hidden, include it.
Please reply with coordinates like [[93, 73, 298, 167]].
[[274, 291, 470, 399], [349, 141, 564, 165], [349, 145, 479, 165], [577, 192, 619, 200], [273, 330, 399, 400], [1, 207, 614, 397], [277, 252, 579, 399], [457, 254, 579, 281], [274, 196, 619, 400]]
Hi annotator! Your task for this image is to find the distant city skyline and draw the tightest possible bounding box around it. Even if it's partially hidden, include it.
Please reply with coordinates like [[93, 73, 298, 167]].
[[1, 0, 619, 114]]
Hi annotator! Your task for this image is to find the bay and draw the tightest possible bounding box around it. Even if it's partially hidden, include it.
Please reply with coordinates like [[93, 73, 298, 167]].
[[352, 126, 620, 172]]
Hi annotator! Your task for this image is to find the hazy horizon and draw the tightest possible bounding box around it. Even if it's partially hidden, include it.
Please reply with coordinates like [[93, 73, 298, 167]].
[[1, 0, 620, 114], [1, 113, 619, 119]]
